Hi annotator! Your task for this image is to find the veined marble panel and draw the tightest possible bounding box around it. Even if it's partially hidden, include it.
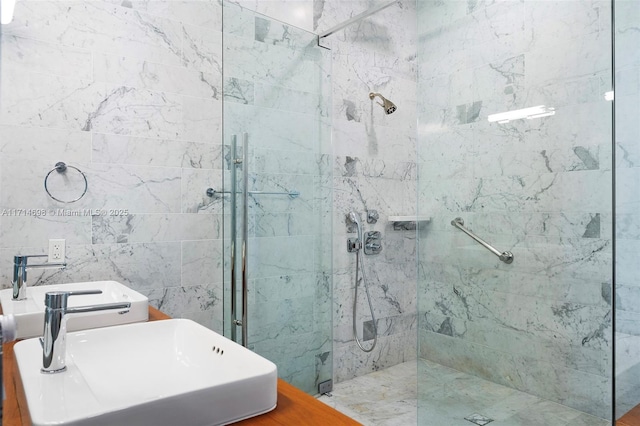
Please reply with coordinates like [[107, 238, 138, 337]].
[[154, 281, 222, 318], [616, 239, 640, 286], [181, 168, 226, 214], [87, 85, 183, 139], [615, 167, 640, 214], [223, 34, 325, 94], [249, 296, 316, 342], [249, 273, 316, 304], [248, 235, 316, 279], [4, 1, 184, 67], [92, 213, 220, 244], [334, 156, 417, 181], [0, 215, 91, 248], [181, 95, 223, 143], [0, 126, 91, 164], [222, 1, 256, 39], [424, 212, 609, 240], [524, 31, 611, 89], [0, 35, 93, 80], [0, 242, 181, 292], [234, 0, 314, 33], [105, 0, 222, 30], [251, 148, 328, 176], [223, 77, 255, 105], [616, 94, 640, 148], [254, 83, 327, 117], [224, 103, 323, 152], [335, 331, 416, 383], [418, 170, 612, 215], [617, 213, 640, 240], [246, 173, 316, 215], [251, 330, 331, 394], [419, 330, 611, 419], [181, 306, 224, 335], [93, 53, 220, 99], [181, 239, 224, 288], [1, 158, 182, 214], [249, 212, 315, 238], [418, 260, 610, 307], [0, 69, 104, 131], [332, 119, 416, 163], [254, 16, 316, 49], [182, 23, 223, 73], [524, 0, 609, 47], [92, 133, 222, 169]]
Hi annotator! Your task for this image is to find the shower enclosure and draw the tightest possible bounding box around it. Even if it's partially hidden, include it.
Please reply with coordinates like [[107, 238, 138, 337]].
[[417, 0, 616, 422], [220, 3, 333, 394]]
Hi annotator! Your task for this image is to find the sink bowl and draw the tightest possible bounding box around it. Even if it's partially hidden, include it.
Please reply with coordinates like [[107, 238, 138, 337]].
[[14, 319, 278, 426], [0, 281, 148, 338]]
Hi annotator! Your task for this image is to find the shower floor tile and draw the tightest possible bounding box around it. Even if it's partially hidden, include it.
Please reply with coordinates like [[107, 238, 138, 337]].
[[317, 360, 610, 426]]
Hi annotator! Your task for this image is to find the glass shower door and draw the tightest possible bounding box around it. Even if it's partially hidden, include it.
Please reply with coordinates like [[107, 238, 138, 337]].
[[221, 3, 333, 394], [417, 0, 614, 423]]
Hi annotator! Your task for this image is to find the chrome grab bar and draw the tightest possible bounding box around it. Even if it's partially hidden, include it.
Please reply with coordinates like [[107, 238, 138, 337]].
[[451, 218, 514, 264]]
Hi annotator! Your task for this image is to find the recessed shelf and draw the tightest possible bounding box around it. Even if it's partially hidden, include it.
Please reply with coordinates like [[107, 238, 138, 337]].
[[388, 215, 431, 223], [388, 216, 431, 230]]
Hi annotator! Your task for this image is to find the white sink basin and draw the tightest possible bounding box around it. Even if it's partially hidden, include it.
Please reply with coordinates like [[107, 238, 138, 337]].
[[14, 319, 278, 426], [0, 281, 148, 338]]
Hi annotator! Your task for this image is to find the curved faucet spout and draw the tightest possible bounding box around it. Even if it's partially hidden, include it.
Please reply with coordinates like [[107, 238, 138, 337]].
[[41, 290, 131, 374]]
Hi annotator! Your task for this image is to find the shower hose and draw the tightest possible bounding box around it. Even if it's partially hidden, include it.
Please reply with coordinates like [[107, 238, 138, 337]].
[[353, 248, 378, 352]]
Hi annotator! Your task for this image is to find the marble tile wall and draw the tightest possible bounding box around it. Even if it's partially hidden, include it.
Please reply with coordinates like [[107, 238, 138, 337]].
[[0, 0, 225, 330], [614, 0, 640, 417], [314, 0, 419, 383], [417, 0, 613, 418]]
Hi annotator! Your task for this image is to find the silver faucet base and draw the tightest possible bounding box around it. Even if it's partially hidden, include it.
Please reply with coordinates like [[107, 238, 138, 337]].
[[41, 366, 67, 374]]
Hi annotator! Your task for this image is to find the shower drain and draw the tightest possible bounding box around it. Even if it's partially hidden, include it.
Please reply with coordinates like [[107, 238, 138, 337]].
[[464, 413, 494, 426]]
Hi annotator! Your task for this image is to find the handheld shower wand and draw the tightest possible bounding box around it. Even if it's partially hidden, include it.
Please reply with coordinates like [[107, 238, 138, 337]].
[[347, 211, 378, 353], [349, 211, 363, 244]]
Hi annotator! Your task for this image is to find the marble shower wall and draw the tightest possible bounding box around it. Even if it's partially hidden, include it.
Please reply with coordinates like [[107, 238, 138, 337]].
[[0, 0, 225, 329], [314, 0, 419, 383], [416, 0, 613, 418], [614, 0, 640, 417]]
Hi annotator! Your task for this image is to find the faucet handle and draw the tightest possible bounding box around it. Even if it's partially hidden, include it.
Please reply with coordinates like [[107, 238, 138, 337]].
[[44, 290, 102, 310]]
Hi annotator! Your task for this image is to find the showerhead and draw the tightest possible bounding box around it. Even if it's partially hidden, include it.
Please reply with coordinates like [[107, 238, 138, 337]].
[[369, 92, 397, 115]]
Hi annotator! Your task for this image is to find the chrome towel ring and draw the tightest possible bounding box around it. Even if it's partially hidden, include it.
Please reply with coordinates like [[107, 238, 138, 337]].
[[44, 162, 88, 203]]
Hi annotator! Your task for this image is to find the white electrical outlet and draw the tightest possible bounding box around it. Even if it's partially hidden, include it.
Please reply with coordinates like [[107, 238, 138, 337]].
[[48, 239, 66, 263]]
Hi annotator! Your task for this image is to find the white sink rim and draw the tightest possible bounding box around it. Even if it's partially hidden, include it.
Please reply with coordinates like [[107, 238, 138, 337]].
[[14, 319, 278, 426], [0, 280, 148, 338]]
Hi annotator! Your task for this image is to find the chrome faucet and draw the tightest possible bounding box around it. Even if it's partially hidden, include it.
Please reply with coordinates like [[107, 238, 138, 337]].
[[12, 255, 67, 300], [41, 290, 131, 374]]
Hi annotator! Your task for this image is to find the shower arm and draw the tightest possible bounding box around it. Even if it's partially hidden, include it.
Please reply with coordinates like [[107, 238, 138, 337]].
[[317, 0, 399, 39]]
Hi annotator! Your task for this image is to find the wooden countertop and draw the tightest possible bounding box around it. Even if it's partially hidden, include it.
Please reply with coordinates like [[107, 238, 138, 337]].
[[620, 405, 640, 426], [2, 307, 360, 426]]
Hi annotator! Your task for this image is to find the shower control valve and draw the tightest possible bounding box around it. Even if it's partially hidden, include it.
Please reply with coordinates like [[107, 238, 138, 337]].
[[364, 231, 382, 255]]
